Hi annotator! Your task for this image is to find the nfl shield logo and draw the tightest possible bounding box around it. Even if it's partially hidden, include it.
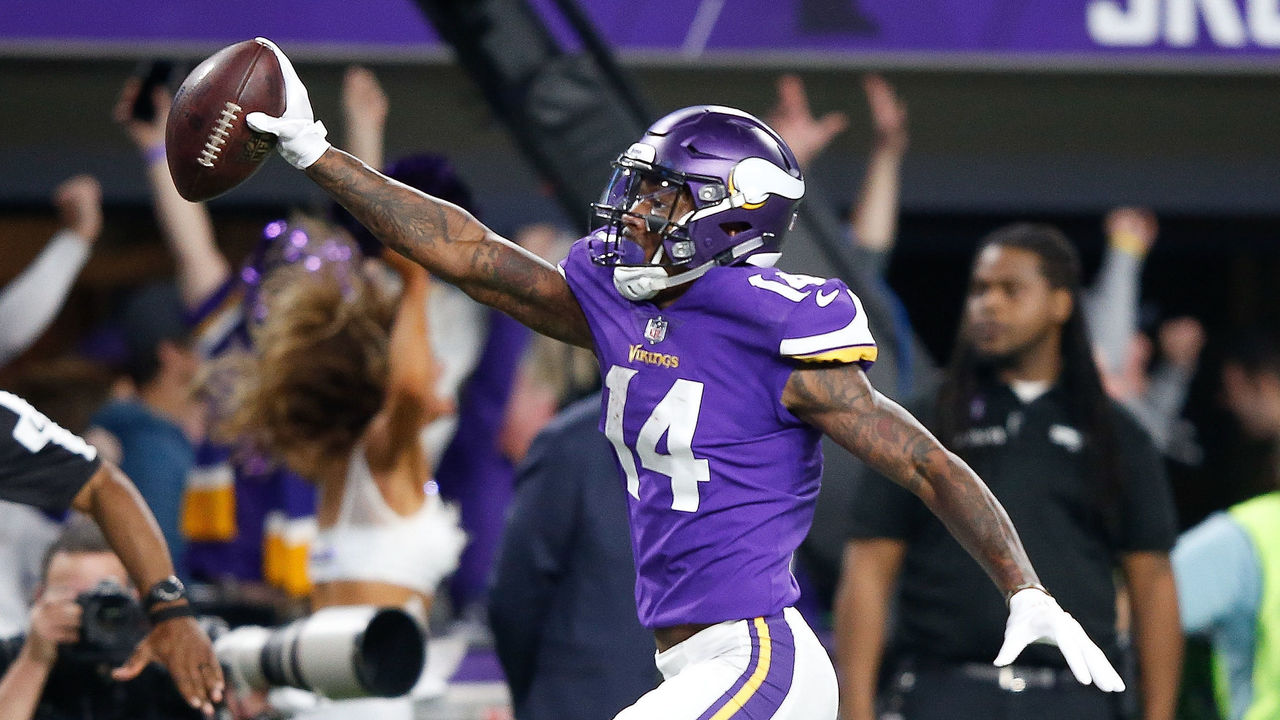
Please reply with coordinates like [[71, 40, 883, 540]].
[[644, 316, 668, 344]]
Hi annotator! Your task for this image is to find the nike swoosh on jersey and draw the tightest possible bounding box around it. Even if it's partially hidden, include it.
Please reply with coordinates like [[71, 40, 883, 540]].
[[779, 291, 875, 358], [815, 289, 839, 307]]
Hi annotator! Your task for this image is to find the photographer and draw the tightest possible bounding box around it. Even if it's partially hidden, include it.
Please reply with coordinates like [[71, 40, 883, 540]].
[[0, 517, 201, 720], [0, 390, 222, 715]]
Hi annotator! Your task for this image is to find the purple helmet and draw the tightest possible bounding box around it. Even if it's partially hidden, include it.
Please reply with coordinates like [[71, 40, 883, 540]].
[[590, 105, 805, 273]]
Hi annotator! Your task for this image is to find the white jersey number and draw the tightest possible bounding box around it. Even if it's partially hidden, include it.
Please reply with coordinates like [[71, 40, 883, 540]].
[[604, 366, 710, 512], [1, 391, 96, 461], [747, 271, 826, 302]]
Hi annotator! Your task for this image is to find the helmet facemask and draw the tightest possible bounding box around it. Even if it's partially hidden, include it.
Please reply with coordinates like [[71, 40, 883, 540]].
[[589, 156, 712, 270]]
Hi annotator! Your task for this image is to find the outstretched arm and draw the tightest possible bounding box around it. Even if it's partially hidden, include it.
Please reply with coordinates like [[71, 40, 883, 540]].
[[783, 361, 1034, 592], [783, 361, 1124, 691], [1083, 206, 1156, 379], [307, 149, 590, 347], [242, 38, 590, 348]]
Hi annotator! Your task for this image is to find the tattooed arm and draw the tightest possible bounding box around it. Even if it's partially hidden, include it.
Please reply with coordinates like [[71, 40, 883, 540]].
[[782, 361, 1037, 595], [305, 149, 592, 348], [240, 40, 589, 347]]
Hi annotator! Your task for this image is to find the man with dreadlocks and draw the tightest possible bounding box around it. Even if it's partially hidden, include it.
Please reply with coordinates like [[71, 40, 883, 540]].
[[836, 224, 1182, 720]]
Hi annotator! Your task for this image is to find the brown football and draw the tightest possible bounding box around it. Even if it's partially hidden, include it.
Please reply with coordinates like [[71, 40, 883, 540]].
[[165, 39, 285, 202]]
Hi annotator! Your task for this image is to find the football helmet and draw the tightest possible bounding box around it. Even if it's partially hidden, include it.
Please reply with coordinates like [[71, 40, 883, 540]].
[[590, 105, 804, 299]]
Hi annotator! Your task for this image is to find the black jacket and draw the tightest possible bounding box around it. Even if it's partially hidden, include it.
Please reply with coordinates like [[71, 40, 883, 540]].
[[489, 394, 658, 720]]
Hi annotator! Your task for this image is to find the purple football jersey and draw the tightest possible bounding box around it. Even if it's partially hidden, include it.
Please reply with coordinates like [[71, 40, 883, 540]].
[[560, 234, 876, 628]]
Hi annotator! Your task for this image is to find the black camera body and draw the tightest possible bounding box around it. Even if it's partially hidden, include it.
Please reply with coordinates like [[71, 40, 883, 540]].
[[0, 580, 202, 720], [62, 579, 148, 669]]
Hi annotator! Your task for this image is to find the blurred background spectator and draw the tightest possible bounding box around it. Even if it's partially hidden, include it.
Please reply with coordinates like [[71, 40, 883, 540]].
[[1174, 330, 1280, 720], [838, 224, 1181, 720], [0, 176, 102, 369], [89, 282, 201, 581], [0, 516, 201, 720], [489, 393, 656, 720]]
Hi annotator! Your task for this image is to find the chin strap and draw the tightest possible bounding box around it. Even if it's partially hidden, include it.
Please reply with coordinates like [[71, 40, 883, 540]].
[[613, 243, 705, 300], [613, 261, 714, 301], [611, 236, 772, 301]]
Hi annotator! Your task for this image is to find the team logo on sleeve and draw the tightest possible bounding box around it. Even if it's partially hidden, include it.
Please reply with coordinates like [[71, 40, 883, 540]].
[[644, 316, 669, 344]]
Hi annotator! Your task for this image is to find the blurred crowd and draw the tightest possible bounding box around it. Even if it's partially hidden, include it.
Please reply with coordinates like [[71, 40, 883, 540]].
[[0, 63, 1274, 720]]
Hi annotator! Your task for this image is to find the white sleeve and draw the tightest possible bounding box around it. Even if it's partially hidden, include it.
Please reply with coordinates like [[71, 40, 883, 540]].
[[1082, 246, 1142, 375], [1172, 512, 1262, 634], [0, 230, 91, 366]]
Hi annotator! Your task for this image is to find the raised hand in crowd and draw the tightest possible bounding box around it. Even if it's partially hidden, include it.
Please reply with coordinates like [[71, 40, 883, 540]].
[[1158, 316, 1206, 375], [0, 174, 103, 367], [766, 73, 848, 170], [52, 175, 103, 246], [862, 73, 908, 155], [112, 76, 166, 155], [342, 65, 390, 170], [1104, 206, 1159, 258], [852, 73, 908, 254], [1088, 205, 1159, 384], [113, 75, 228, 310]]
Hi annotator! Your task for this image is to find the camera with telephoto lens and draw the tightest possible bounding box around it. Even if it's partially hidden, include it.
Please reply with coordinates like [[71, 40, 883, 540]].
[[213, 605, 425, 700], [63, 579, 148, 668]]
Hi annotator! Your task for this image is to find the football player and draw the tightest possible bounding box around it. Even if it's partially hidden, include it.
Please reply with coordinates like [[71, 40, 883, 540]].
[[243, 38, 1124, 719], [0, 391, 223, 716]]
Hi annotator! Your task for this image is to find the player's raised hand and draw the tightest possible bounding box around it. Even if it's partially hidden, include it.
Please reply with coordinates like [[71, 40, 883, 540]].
[[766, 74, 848, 169], [245, 37, 330, 169], [994, 587, 1126, 692]]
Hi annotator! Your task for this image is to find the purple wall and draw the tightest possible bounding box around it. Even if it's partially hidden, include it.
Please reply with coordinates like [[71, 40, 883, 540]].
[[4, 0, 1280, 65]]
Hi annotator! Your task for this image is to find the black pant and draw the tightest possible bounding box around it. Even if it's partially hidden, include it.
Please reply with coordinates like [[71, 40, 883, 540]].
[[880, 661, 1124, 720]]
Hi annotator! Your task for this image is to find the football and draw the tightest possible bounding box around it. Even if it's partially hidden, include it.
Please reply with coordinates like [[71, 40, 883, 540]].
[[165, 39, 285, 202]]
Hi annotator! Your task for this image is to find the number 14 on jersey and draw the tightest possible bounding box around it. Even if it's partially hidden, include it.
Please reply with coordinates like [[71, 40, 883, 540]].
[[604, 366, 710, 512]]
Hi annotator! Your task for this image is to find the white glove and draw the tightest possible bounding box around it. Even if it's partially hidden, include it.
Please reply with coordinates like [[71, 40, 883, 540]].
[[994, 587, 1126, 692], [245, 37, 330, 169]]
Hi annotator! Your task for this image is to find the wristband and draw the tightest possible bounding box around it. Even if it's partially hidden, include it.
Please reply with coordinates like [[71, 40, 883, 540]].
[[1004, 582, 1049, 606], [148, 603, 195, 625], [144, 144, 166, 166], [1108, 230, 1148, 257]]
